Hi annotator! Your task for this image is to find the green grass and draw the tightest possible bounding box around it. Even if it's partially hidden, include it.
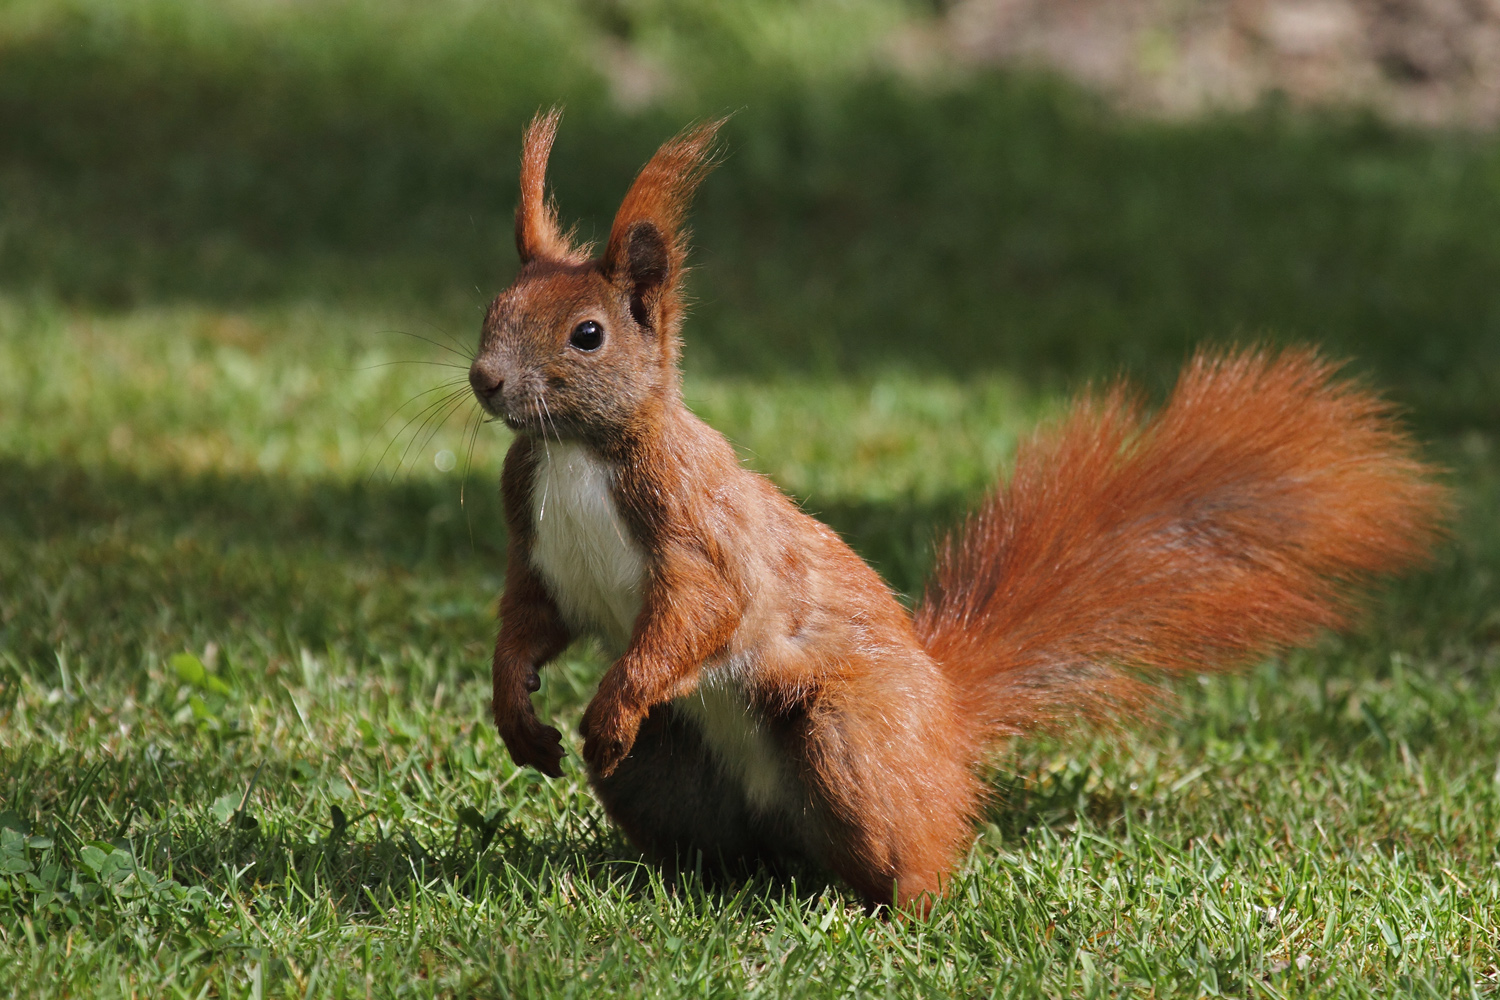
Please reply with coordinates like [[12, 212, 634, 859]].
[[2, 1, 1500, 996]]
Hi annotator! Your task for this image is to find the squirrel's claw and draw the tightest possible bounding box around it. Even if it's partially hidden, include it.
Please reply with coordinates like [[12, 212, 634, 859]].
[[579, 697, 642, 777], [498, 714, 566, 778]]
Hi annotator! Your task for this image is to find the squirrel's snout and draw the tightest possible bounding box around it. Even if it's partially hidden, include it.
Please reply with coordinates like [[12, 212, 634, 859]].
[[469, 358, 506, 412]]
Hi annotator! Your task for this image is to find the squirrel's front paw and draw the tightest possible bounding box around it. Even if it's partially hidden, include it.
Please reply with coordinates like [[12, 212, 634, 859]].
[[497, 712, 566, 778], [579, 696, 643, 777]]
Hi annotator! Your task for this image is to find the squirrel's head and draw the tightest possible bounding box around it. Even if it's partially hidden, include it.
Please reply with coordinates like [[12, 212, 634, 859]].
[[470, 110, 723, 446]]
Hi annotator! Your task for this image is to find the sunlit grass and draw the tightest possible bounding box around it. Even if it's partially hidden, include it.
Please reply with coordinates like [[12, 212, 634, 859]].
[[0, 298, 1043, 502]]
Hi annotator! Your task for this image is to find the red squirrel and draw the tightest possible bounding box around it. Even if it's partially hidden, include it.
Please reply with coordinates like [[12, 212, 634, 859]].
[[467, 111, 1448, 911]]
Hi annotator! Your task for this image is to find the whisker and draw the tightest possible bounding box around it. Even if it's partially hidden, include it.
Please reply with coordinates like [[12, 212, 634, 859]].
[[343, 359, 469, 373], [460, 403, 486, 510], [358, 378, 470, 480], [380, 327, 473, 363], [539, 394, 561, 444], [418, 318, 477, 360], [398, 394, 472, 486], [460, 405, 485, 550], [534, 394, 552, 522], [371, 385, 471, 484], [393, 389, 471, 483], [416, 398, 474, 480], [383, 387, 470, 481]]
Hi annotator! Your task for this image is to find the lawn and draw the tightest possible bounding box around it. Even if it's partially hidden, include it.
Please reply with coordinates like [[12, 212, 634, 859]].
[[1, 2, 1499, 996]]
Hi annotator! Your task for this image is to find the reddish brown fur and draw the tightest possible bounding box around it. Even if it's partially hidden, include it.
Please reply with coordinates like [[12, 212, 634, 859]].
[[916, 349, 1448, 743], [489, 438, 571, 777], [515, 109, 590, 267], [602, 118, 724, 366], [470, 113, 1449, 913]]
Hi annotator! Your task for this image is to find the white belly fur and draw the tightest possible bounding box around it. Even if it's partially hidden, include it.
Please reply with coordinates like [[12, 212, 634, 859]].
[[672, 663, 792, 814], [529, 440, 792, 815]]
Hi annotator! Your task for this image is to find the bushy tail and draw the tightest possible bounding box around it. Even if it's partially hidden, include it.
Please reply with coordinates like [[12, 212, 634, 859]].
[[913, 347, 1448, 747]]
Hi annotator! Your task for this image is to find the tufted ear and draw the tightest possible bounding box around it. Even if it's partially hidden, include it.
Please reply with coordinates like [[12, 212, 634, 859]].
[[603, 118, 726, 341], [515, 109, 589, 266]]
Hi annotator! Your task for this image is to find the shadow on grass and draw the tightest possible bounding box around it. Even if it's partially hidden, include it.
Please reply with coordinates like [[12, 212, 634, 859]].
[[0, 455, 980, 671], [0, 742, 842, 925], [0, 457, 508, 567], [2, 448, 1489, 674], [0, 458, 501, 671]]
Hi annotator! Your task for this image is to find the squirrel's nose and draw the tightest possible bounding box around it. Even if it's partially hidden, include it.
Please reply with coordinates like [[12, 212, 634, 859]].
[[469, 358, 505, 403]]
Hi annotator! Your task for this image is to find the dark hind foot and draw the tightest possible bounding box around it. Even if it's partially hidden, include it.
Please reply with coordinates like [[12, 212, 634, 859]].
[[588, 703, 795, 878]]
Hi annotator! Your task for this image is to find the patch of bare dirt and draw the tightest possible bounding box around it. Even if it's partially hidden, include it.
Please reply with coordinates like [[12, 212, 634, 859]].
[[935, 0, 1500, 126]]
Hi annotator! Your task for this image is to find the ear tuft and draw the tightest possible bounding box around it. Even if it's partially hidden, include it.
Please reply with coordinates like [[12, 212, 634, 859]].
[[604, 118, 728, 341], [515, 108, 590, 266]]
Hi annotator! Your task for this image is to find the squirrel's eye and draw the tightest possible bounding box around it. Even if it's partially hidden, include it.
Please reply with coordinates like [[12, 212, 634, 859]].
[[569, 320, 604, 352]]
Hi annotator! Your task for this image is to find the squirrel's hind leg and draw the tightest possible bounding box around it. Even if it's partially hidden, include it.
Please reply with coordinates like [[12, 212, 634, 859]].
[[589, 703, 792, 882], [790, 676, 981, 914]]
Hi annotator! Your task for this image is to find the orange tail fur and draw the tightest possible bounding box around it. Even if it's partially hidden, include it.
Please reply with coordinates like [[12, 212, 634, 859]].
[[914, 346, 1448, 747]]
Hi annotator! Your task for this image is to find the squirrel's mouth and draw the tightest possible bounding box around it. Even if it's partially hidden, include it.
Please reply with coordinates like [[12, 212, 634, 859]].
[[470, 382, 563, 437], [470, 387, 523, 430], [497, 401, 554, 437]]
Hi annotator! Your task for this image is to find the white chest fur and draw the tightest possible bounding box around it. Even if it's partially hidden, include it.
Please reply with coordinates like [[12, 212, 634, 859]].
[[529, 441, 647, 648], [531, 441, 793, 815]]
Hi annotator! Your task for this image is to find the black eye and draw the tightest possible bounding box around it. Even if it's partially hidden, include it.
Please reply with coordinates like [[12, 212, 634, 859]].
[[569, 320, 603, 352]]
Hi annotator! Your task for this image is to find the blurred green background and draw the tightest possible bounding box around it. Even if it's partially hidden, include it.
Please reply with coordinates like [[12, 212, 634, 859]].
[[4, 0, 1499, 419]]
